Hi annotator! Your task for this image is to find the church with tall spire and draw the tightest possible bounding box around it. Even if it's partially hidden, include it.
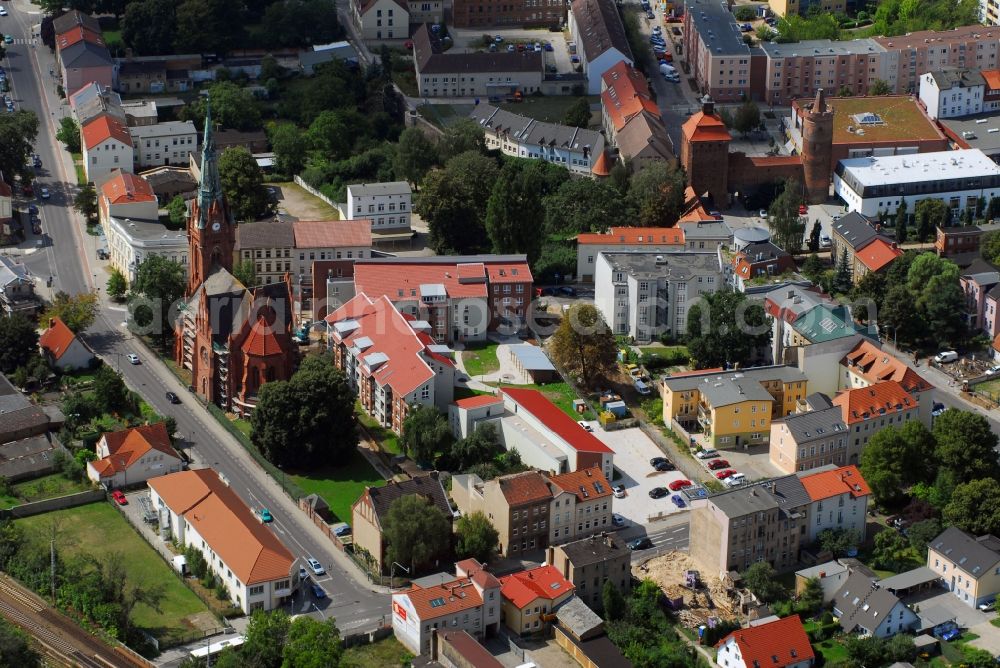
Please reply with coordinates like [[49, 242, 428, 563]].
[[174, 102, 297, 417]]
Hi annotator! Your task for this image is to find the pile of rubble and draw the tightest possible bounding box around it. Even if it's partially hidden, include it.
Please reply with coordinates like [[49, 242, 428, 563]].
[[633, 551, 740, 627]]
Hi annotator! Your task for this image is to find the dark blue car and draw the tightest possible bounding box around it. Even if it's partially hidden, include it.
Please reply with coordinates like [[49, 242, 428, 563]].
[[671, 494, 686, 508]]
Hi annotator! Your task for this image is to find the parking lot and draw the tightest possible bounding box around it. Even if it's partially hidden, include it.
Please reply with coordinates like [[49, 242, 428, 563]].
[[707, 446, 785, 482], [449, 27, 577, 76], [584, 423, 693, 524]]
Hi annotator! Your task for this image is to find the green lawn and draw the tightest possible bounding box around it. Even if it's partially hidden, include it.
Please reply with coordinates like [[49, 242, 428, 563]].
[[491, 380, 595, 420], [71, 152, 86, 185], [391, 70, 419, 97], [462, 342, 500, 378], [233, 418, 252, 439], [288, 449, 385, 524], [5, 473, 93, 506], [812, 638, 849, 664], [341, 636, 413, 668], [356, 405, 401, 455], [500, 95, 600, 124], [17, 503, 213, 646]]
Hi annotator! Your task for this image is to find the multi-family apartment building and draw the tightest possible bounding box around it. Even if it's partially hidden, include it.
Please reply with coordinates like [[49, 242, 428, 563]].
[[499, 565, 575, 635], [960, 259, 1000, 333], [874, 26, 1000, 97], [236, 219, 373, 285], [452, 470, 554, 557], [769, 406, 850, 474], [342, 181, 412, 232], [937, 225, 984, 260], [351, 0, 408, 41], [594, 251, 722, 343], [547, 468, 613, 545], [82, 114, 134, 183], [568, 0, 633, 94], [682, 0, 754, 103], [129, 121, 197, 168], [800, 464, 870, 542], [470, 104, 609, 178], [326, 293, 455, 435], [831, 381, 920, 456], [927, 527, 1000, 608], [762, 283, 861, 366], [600, 61, 673, 169], [548, 534, 632, 613], [576, 227, 685, 283], [758, 39, 895, 106], [919, 69, 990, 119], [452, 0, 563, 27], [829, 212, 902, 282], [55, 16, 114, 97], [840, 341, 935, 424], [730, 241, 795, 290], [148, 469, 294, 614], [768, 0, 845, 17]]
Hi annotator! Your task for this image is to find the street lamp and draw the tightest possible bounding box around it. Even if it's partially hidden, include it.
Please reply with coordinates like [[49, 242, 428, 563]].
[[390, 561, 410, 590], [312, 602, 326, 620], [278, 464, 285, 493]]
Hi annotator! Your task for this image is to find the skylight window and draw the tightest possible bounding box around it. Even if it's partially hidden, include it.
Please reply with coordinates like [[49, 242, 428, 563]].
[[430, 598, 446, 608]]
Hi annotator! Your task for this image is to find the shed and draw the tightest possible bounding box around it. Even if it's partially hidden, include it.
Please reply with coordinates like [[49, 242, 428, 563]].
[[509, 344, 557, 384], [879, 566, 940, 598], [604, 400, 628, 418]]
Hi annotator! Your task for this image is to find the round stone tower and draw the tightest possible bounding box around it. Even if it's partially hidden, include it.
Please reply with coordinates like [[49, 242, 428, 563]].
[[801, 88, 834, 205]]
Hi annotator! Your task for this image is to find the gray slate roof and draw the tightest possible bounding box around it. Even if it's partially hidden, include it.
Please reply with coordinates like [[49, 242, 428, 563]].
[[832, 212, 879, 251], [557, 534, 630, 568], [663, 365, 808, 393], [570, 0, 633, 62], [0, 256, 31, 290], [347, 181, 410, 198], [780, 406, 848, 443], [598, 251, 720, 281], [236, 221, 296, 250], [961, 258, 1000, 288], [60, 40, 113, 68], [414, 24, 542, 75], [679, 220, 733, 241], [929, 526, 1000, 579], [833, 570, 904, 634], [366, 472, 453, 525], [0, 373, 49, 443], [929, 68, 986, 90], [701, 377, 773, 407], [708, 474, 810, 519], [53, 10, 101, 35], [471, 104, 604, 153], [556, 596, 604, 639]]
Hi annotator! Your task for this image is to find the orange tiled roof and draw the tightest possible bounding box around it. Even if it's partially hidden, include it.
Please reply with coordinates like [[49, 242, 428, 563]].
[[453, 394, 503, 409], [984, 70, 1000, 91], [591, 150, 612, 177], [100, 171, 155, 205], [38, 317, 78, 362], [547, 467, 613, 502], [354, 258, 531, 298], [148, 469, 294, 584], [496, 471, 553, 506], [485, 261, 532, 284], [82, 114, 132, 150], [455, 558, 502, 589], [499, 565, 574, 609], [577, 226, 684, 247], [401, 576, 484, 621], [668, 367, 724, 378], [841, 340, 933, 393], [91, 423, 180, 477], [717, 615, 814, 668], [56, 26, 104, 50], [832, 380, 918, 424], [601, 61, 659, 132], [292, 219, 372, 248], [678, 185, 713, 222], [681, 110, 731, 143], [241, 315, 287, 357], [800, 465, 871, 501], [994, 333, 1000, 353], [856, 237, 903, 273]]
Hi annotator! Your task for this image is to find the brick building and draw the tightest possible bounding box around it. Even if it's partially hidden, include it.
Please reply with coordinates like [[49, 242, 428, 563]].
[[453, 0, 565, 28]]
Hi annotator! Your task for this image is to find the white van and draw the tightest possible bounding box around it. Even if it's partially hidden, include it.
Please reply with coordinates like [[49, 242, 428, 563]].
[[659, 63, 676, 76], [934, 350, 959, 364]]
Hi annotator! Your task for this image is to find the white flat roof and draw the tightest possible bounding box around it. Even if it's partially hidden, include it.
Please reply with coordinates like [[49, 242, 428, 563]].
[[838, 149, 1000, 186]]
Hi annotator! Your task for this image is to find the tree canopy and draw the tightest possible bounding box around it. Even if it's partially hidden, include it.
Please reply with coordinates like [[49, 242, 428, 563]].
[[401, 405, 452, 465], [932, 409, 999, 484], [382, 495, 452, 573], [943, 480, 1000, 536], [740, 562, 786, 603], [685, 289, 772, 368], [40, 291, 99, 333], [549, 304, 617, 389], [767, 179, 804, 253], [218, 146, 269, 222], [542, 178, 619, 237], [181, 82, 262, 132], [0, 315, 40, 374], [455, 511, 499, 564], [486, 159, 569, 264], [417, 151, 498, 254], [0, 111, 39, 186], [860, 420, 936, 506], [128, 256, 186, 342], [625, 163, 686, 227]]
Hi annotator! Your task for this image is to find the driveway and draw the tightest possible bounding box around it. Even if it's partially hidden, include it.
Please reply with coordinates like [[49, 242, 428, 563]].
[[906, 587, 994, 630], [712, 446, 785, 482], [585, 424, 692, 524]]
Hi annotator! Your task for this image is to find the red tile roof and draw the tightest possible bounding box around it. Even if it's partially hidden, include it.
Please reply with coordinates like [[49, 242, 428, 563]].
[[499, 565, 574, 609], [399, 576, 485, 621], [576, 226, 684, 247], [984, 70, 1000, 91], [681, 110, 731, 143], [241, 315, 287, 357], [56, 26, 104, 50], [717, 615, 814, 668], [455, 558, 502, 589], [453, 394, 503, 409], [90, 423, 181, 477], [82, 114, 132, 150], [800, 465, 871, 501], [601, 61, 659, 132], [856, 237, 903, 272], [832, 380, 918, 424], [502, 388, 613, 453], [38, 317, 78, 362], [547, 467, 613, 502], [100, 171, 155, 205], [841, 340, 933, 393], [148, 469, 294, 584], [591, 150, 612, 177], [497, 471, 553, 506], [484, 262, 532, 284], [292, 219, 372, 249], [668, 367, 725, 378]]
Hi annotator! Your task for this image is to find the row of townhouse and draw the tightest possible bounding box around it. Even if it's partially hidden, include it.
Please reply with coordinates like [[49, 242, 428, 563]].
[[53, 11, 113, 98], [236, 219, 374, 285], [81, 111, 197, 183]]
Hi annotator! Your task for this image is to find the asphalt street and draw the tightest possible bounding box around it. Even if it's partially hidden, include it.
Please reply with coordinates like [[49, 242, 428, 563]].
[[2, 0, 390, 633]]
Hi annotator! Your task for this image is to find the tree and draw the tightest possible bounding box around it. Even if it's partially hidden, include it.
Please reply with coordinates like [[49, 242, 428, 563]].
[[167, 195, 187, 227], [40, 291, 98, 333], [181, 82, 261, 132], [869, 79, 892, 95], [449, 423, 501, 471], [129, 256, 186, 343], [907, 518, 943, 554], [800, 253, 824, 282], [988, 197, 1000, 222], [837, 85, 855, 97], [0, 315, 38, 375], [486, 159, 568, 264], [871, 528, 909, 571], [807, 220, 821, 252], [93, 365, 130, 414], [562, 97, 593, 128], [0, 111, 40, 185], [173, 0, 244, 55], [106, 269, 128, 301], [549, 303, 617, 389], [798, 577, 824, 614], [832, 248, 853, 295], [768, 179, 805, 253], [0, 616, 41, 668], [625, 163, 686, 227], [268, 122, 308, 175], [74, 183, 98, 222], [602, 581, 627, 621], [233, 259, 257, 287], [895, 198, 908, 243], [242, 609, 290, 668], [437, 119, 486, 160], [418, 151, 498, 254], [741, 562, 786, 603], [860, 420, 936, 506], [260, 0, 342, 49], [455, 511, 499, 563], [985, 229, 1000, 265], [401, 405, 452, 464], [543, 178, 620, 236], [56, 116, 81, 153], [394, 127, 438, 187], [251, 355, 358, 467], [732, 100, 761, 137], [281, 616, 343, 668], [218, 146, 269, 222], [122, 0, 177, 55], [914, 198, 949, 242], [382, 495, 452, 573], [817, 528, 860, 556], [306, 109, 353, 161], [933, 409, 999, 484], [943, 479, 1000, 535], [685, 289, 772, 369]]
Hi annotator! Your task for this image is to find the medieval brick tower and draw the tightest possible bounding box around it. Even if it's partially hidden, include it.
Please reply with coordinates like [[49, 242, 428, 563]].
[[801, 88, 835, 205], [680, 96, 732, 207]]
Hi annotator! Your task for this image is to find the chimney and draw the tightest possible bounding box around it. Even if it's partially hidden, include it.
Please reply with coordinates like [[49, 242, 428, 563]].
[[48, 318, 55, 328], [813, 87, 827, 114], [545, 546, 554, 565], [819, 571, 826, 578], [701, 94, 715, 116]]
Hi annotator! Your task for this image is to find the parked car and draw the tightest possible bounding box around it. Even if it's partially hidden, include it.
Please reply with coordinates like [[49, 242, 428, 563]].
[[611, 512, 627, 527], [307, 558, 326, 575], [634, 379, 652, 395], [648, 487, 668, 499], [653, 459, 675, 472], [671, 494, 686, 508], [311, 583, 327, 599], [111, 490, 127, 505], [298, 566, 308, 581], [696, 449, 719, 459], [932, 402, 947, 417], [979, 599, 996, 612], [126, 353, 140, 364], [934, 350, 959, 363], [671, 26, 681, 35], [724, 473, 747, 487], [798, 204, 808, 215], [820, 235, 832, 247], [557, 285, 576, 296], [650, 456, 669, 467], [646, 10, 655, 18], [577, 420, 594, 432], [707, 459, 731, 470], [627, 537, 653, 550], [612, 485, 626, 499], [715, 469, 738, 480], [3, 35, 12, 44], [668, 479, 692, 491], [334, 524, 351, 537], [759, 209, 768, 219], [40, 187, 50, 199], [166, 391, 180, 404]]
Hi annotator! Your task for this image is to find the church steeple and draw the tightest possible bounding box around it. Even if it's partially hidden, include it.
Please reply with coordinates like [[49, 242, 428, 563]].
[[196, 96, 224, 229]]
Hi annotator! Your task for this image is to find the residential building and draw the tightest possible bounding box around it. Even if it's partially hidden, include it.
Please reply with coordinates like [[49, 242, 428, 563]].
[[800, 465, 870, 543], [961, 259, 1000, 333], [299, 41, 361, 75], [834, 149, 1000, 218], [350, 255, 533, 344], [662, 366, 809, 449], [936, 225, 983, 260], [600, 57, 660, 146], [927, 526, 1000, 608], [391, 558, 502, 655], [763, 284, 861, 366], [470, 104, 608, 178], [769, 406, 849, 474], [148, 469, 295, 614], [795, 560, 851, 603], [407, 0, 443, 23], [986, 282, 1000, 342], [326, 293, 455, 435], [52, 9, 101, 35], [575, 226, 685, 283], [832, 570, 919, 637], [547, 468, 614, 544], [413, 25, 543, 98], [568, 0, 633, 94], [769, 0, 846, 17], [86, 422, 183, 488], [0, 180, 12, 240], [829, 212, 902, 283], [548, 533, 632, 613], [593, 251, 722, 343], [690, 475, 812, 575], [130, 121, 197, 168], [39, 317, 94, 371], [873, 27, 1000, 99], [0, 255, 39, 317], [342, 181, 412, 232], [614, 110, 675, 171], [840, 340, 934, 425], [831, 381, 920, 456], [716, 615, 815, 668], [0, 373, 51, 445], [235, 221, 295, 286], [432, 630, 503, 668], [919, 69, 989, 120], [82, 114, 135, 183], [352, 473, 454, 573], [500, 565, 575, 635], [351, 0, 408, 40], [449, 394, 505, 440], [69, 82, 124, 126], [452, 0, 561, 27], [682, 0, 753, 104], [120, 100, 159, 127], [730, 241, 795, 290], [679, 219, 734, 251], [113, 54, 200, 94], [451, 470, 554, 557], [56, 24, 114, 97], [236, 219, 373, 286]]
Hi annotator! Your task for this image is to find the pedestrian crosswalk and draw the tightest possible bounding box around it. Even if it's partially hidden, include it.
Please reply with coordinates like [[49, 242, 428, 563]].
[[4, 38, 35, 45]]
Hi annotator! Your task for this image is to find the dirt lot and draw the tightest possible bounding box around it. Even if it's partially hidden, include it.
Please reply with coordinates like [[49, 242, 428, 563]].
[[634, 551, 742, 628], [268, 181, 340, 221]]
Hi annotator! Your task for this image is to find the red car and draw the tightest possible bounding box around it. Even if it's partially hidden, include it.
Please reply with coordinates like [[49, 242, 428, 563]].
[[715, 469, 738, 480], [798, 204, 808, 215], [668, 479, 692, 491], [21, 184, 33, 197], [707, 459, 731, 470], [111, 490, 127, 505]]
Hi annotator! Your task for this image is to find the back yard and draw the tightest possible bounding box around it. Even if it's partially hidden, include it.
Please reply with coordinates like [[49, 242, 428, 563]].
[[289, 448, 386, 524]]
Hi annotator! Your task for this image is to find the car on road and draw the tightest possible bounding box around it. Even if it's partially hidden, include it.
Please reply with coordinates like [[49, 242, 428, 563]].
[[28, 204, 37, 214], [648, 486, 667, 499], [707, 459, 730, 470], [494, 35, 503, 42], [820, 235, 832, 247], [166, 391, 180, 404], [715, 469, 738, 480], [612, 484, 626, 498], [724, 472, 747, 487], [311, 583, 327, 599], [126, 353, 140, 364], [671, 494, 686, 508], [307, 558, 326, 575], [577, 420, 593, 432], [0, 7, 7, 16], [611, 513, 627, 527], [668, 479, 692, 491], [646, 9, 655, 18], [333, 524, 351, 537], [696, 449, 719, 459], [111, 490, 127, 505], [798, 204, 808, 215], [979, 599, 996, 612], [40, 188, 50, 199], [627, 537, 653, 551], [3, 35, 11, 44], [259, 508, 273, 523], [932, 402, 946, 417], [557, 286, 576, 296], [298, 566, 308, 581]]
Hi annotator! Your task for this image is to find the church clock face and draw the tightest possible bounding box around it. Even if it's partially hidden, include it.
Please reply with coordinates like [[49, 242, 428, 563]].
[[212, 222, 221, 232]]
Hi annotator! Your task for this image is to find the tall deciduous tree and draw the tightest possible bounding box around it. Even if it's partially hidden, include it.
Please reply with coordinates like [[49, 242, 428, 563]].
[[549, 303, 617, 388], [870, 528, 909, 571], [602, 580, 627, 620], [860, 420, 936, 506], [418, 151, 498, 254], [260, 0, 342, 49], [40, 291, 98, 333], [242, 609, 290, 668], [0, 314, 38, 374], [543, 178, 620, 236], [625, 163, 686, 227], [455, 511, 499, 563], [106, 269, 128, 301], [121, 0, 177, 55], [233, 259, 257, 287], [933, 409, 1000, 484], [268, 122, 309, 175], [562, 97, 593, 128], [685, 289, 772, 369], [768, 179, 805, 253], [0, 616, 40, 668], [129, 256, 186, 343], [740, 562, 785, 603], [401, 405, 452, 464], [914, 198, 949, 242], [56, 117, 81, 153], [486, 159, 568, 263], [182, 82, 261, 132], [281, 616, 343, 668], [74, 183, 98, 222], [92, 365, 131, 414], [0, 111, 39, 185], [944, 479, 1000, 538], [438, 119, 487, 160], [218, 146, 269, 222], [448, 423, 501, 471], [394, 127, 438, 187], [732, 100, 761, 137], [382, 495, 452, 573], [167, 195, 188, 227]]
